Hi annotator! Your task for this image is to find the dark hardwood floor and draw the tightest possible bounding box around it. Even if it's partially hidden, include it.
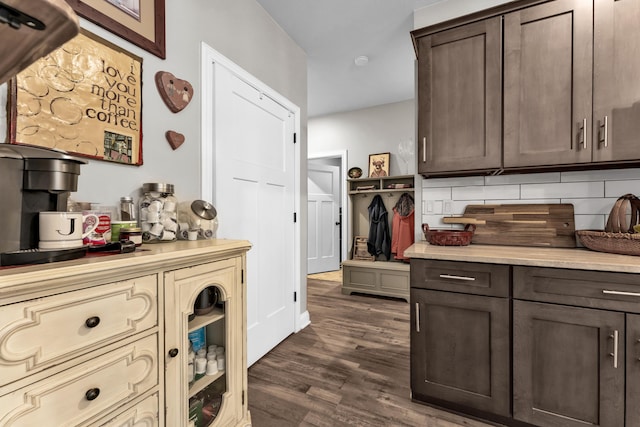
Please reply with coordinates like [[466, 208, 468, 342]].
[[247, 278, 495, 427]]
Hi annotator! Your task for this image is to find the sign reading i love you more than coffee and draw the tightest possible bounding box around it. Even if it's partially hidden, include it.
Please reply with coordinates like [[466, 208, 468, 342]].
[[9, 29, 143, 165]]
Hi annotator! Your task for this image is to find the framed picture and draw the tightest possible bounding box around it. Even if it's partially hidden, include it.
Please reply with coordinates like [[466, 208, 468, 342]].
[[368, 152, 390, 177], [9, 29, 143, 165], [66, 0, 165, 59]]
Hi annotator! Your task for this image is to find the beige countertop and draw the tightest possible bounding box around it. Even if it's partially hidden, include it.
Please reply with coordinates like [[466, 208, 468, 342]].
[[0, 239, 252, 300], [405, 241, 640, 274]]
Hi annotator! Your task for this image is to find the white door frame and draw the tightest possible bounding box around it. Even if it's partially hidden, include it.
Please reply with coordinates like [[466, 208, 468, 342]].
[[308, 150, 348, 263], [200, 42, 308, 332]]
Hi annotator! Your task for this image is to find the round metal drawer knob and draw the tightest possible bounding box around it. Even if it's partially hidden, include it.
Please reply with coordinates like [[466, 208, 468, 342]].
[[85, 388, 100, 401], [85, 316, 101, 328], [168, 348, 179, 358]]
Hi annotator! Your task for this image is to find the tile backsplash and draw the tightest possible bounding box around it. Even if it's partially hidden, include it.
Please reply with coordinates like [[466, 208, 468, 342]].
[[420, 168, 640, 232]]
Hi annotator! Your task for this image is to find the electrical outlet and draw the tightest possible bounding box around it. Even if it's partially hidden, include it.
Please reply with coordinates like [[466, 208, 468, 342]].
[[433, 200, 443, 214], [443, 200, 453, 214], [427, 201, 434, 213]]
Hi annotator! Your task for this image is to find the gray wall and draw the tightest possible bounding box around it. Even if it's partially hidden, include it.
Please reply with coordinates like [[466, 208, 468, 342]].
[[309, 100, 415, 177], [2, 0, 307, 207], [1, 0, 309, 318]]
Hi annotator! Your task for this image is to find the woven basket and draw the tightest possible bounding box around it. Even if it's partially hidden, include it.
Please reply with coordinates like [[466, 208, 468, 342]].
[[422, 223, 476, 246], [575, 230, 640, 256]]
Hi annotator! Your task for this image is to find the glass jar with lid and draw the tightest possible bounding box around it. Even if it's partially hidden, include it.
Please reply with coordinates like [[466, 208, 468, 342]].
[[139, 182, 178, 242], [177, 200, 218, 240]]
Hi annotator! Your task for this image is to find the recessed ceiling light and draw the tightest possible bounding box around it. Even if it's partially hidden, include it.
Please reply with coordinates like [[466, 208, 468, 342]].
[[354, 55, 369, 67]]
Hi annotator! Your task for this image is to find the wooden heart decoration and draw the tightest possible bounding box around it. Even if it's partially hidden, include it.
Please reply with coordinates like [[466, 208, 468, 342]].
[[166, 130, 185, 150], [155, 71, 193, 113]]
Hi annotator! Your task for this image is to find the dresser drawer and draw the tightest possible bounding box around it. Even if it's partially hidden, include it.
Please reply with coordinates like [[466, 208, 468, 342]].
[[411, 259, 510, 297], [0, 333, 158, 427], [98, 393, 160, 426], [0, 274, 157, 386], [514, 266, 640, 312]]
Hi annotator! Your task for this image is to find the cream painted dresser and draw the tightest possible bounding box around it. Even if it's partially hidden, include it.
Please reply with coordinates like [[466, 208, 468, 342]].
[[0, 239, 251, 427]]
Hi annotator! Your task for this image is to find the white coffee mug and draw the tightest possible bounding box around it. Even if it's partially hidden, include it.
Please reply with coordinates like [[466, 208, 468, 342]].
[[39, 212, 99, 249]]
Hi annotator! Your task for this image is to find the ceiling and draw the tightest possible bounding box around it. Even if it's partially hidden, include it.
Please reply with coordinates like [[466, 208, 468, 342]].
[[255, 0, 443, 118]]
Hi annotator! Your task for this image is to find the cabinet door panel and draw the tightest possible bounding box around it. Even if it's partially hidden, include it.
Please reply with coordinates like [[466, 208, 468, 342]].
[[513, 300, 624, 427], [593, 0, 640, 162], [504, 0, 593, 168], [627, 314, 640, 427], [411, 289, 509, 416], [417, 17, 501, 175]]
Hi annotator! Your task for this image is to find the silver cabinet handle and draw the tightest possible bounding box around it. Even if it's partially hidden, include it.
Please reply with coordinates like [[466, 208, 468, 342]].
[[439, 274, 476, 281], [603, 289, 640, 297], [609, 330, 619, 369], [600, 115, 608, 148], [580, 118, 588, 150], [422, 137, 426, 163], [415, 302, 420, 333]]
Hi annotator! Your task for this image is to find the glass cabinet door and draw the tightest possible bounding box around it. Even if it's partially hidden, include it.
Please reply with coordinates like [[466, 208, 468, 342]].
[[164, 257, 244, 427]]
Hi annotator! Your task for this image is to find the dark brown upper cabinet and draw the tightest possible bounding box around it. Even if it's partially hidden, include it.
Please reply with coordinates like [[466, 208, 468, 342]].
[[415, 18, 502, 176], [413, 0, 640, 177], [503, 0, 593, 168]]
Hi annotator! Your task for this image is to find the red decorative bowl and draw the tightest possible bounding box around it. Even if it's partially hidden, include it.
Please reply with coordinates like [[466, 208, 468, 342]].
[[422, 223, 476, 246]]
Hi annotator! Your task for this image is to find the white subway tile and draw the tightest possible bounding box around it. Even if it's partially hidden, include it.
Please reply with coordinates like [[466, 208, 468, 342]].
[[485, 198, 559, 204], [422, 187, 452, 200], [420, 214, 451, 229], [521, 182, 604, 199], [421, 176, 485, 187], [604, 180, 640, 198], [574, 214, 606, 230], [566, 198, 617, 215], [562, 168, 640, 182], [485, 172, 560, 185], [453, 185, 520, 200]]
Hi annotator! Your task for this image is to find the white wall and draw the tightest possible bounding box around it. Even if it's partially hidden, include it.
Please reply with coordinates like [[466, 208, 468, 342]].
[[1, 0, 310, 317], [2, 0, 307, 207], [308, 99, 415, 176]]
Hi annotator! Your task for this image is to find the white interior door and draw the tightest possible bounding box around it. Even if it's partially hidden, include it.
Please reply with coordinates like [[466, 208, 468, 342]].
[[307, 162, 340, 274], [212, 63, 296, 366]]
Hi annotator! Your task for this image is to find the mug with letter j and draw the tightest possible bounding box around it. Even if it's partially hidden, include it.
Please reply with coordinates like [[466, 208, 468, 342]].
[[39, 212, 99, 250]]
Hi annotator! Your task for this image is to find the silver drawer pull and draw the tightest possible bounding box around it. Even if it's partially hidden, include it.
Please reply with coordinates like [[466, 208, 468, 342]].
[[603, 289, 640, 297], [439, 274, 476, 281], [609, 330, 619, 369], [415, 303, 421, 333]]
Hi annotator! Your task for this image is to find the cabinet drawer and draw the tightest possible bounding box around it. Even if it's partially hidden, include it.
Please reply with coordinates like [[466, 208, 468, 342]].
[[0, 333, 158, 427], [514, 266, 640, 312], [0, 274, 157, 386], [98, 393, 159, 426], [410, 259, 509, 297]]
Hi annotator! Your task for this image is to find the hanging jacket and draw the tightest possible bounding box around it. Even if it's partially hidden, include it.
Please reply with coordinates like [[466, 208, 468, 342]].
[[391, 193, 415, 261], [367, 194, 391, 260]]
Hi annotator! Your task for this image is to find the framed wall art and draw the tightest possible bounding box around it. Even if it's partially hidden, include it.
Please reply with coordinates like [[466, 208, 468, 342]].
[[65, 0, 165, 59], [9, 29, 143, 165], [368, 152, 390, 177]]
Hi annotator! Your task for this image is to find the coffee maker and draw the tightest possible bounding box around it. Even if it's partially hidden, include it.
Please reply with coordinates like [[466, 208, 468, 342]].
[[0, 144, 86, 260]]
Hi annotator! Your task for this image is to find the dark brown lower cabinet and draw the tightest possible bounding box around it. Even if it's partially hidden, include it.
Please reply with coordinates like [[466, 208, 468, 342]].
[[410, 288, 510, 417], [513, 300, 625, 427]]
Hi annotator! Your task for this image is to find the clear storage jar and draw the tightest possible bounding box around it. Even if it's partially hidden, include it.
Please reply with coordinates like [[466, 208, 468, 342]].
[[177, 200, 218, 240], [139, 183, 178, 242]]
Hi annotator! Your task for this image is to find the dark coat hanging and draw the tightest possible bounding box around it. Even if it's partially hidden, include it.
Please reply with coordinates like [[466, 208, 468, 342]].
[[367, 194, 391, 260]]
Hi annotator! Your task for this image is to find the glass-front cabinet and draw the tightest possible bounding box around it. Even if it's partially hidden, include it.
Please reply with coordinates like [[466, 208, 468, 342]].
[[164, 255, 249, 427]]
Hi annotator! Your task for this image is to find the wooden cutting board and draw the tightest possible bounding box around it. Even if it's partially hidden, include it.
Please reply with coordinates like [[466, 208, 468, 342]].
[[443, 204, 576, 247]]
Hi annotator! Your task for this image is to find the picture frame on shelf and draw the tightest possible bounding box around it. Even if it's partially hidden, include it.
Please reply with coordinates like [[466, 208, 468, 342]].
[[368, 152, 390, 177], [66, 0, 166, 59]]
